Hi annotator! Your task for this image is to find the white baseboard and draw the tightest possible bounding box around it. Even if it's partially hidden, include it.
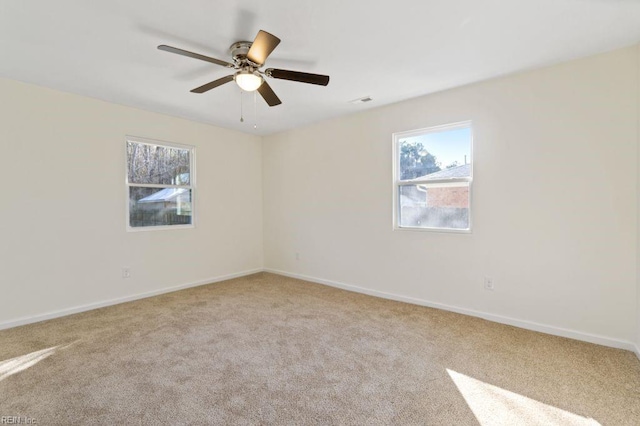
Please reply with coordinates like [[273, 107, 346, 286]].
[[3, 266, 639, 361], [265, 268, 638, 354], [0, 268, 263, 331]]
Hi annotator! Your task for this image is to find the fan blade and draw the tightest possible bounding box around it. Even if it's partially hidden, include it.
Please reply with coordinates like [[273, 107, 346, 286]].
[[247, 30, 281, 65], [158, 45, 234, 68], [266, 68, 329, 86], [257, 81, 282, 106], [191, 75, 235, 93]]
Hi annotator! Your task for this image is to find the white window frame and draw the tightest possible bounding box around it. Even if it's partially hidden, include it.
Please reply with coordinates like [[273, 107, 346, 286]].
[[392, 121, 473, 233], [125, 136, 196, 232]]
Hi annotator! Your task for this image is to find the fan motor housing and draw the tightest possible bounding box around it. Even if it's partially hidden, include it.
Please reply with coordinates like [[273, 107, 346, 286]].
[[229, 41, 253, 65]]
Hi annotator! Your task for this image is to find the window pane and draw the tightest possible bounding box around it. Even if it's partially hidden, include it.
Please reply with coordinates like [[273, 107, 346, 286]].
[[398, 126, 471, 181], [399, 184, 469, 229], [127, 142, 191, 185], [129, 187, 192, 228]]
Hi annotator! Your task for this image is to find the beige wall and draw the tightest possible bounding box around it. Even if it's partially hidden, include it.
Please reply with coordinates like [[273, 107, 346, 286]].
[[637, 43, 640, 354], [263, 46, 639, 347], [0, 78, 263, 326], [2, 45, 639, 352]]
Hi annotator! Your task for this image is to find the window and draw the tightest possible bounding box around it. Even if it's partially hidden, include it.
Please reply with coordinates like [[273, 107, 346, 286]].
[[393, 122, 472, 232], [126, 137, 195, 230]]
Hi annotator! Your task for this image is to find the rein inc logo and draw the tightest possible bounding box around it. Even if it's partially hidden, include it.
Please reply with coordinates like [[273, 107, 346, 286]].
[[1, 417, 37, 424]]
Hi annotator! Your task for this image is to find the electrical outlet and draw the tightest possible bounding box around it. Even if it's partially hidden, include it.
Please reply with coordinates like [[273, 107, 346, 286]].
[[484, 277, 494, 291], [122, 268, 131, 279]]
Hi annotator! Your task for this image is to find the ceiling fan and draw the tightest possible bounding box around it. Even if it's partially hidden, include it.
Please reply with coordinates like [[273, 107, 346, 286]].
[[158, 30, 330, 107]]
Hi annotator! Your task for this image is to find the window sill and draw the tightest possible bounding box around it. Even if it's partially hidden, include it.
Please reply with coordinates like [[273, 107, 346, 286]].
[[126, 224, 195, 232], [393, 225, 472, 234]]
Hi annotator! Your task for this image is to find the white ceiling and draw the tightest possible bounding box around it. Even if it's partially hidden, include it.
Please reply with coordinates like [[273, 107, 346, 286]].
[[1, 0, 640, 135]]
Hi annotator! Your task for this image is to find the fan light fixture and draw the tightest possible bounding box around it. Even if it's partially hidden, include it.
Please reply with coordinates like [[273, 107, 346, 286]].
[[235, 70, 263, 92]]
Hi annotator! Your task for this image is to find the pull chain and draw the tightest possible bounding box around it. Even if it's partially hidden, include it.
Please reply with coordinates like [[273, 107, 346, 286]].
[[240, 89, 244, 122], [253, 90, 257, 129]]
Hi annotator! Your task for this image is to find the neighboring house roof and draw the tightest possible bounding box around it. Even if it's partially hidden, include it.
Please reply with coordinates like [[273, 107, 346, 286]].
[[138, 187, 190, 203], [410, 163, 471, 181]]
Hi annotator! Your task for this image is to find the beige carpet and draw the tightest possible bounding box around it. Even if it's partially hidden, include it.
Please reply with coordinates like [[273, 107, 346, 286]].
[[1, 273, 639, 425]]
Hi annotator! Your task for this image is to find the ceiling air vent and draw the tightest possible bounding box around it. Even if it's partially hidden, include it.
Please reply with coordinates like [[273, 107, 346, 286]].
[[349, 96, 373, 104]]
